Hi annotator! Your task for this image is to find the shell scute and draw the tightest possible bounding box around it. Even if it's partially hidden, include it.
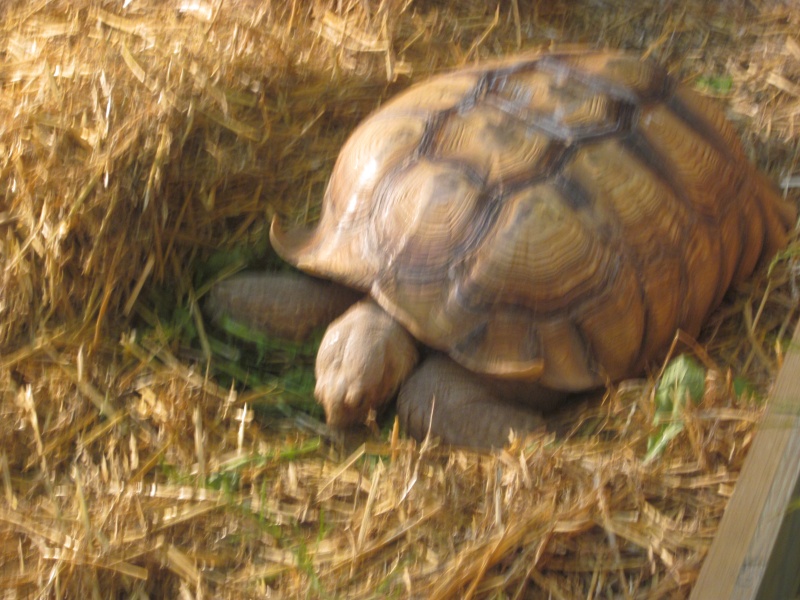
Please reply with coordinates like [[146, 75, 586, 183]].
[[538, 53, 672, 101], [490, 68, 634, 142], [431, 103, 554, 186]]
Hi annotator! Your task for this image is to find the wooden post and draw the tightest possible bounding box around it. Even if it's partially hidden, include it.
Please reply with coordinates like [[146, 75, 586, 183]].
[[691, 322, 800, 599]]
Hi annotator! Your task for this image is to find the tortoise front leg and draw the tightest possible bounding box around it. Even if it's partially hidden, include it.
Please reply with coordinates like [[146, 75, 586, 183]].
[[206, 271, 362, 342], [315, 299, 418, 428], [207, 274, 418, 430]]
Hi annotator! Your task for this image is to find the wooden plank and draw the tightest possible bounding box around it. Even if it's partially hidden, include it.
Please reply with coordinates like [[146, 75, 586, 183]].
[[691, 321, 800, 599]]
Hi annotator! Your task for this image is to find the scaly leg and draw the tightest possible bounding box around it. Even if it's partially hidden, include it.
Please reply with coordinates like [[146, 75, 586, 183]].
[[206, 271, 361, 342], [315, 299, 418, 428], [398, 354, 566, 449]]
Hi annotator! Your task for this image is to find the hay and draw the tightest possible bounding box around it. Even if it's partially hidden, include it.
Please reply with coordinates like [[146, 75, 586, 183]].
[[0, 0, 798, 597]]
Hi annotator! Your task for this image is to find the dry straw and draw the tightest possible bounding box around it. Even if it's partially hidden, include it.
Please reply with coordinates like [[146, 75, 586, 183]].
[[0, 0, 798, 597]]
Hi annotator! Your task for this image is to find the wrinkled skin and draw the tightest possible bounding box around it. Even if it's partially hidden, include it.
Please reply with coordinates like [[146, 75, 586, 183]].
[[398, 354, 564, 447], [206, 272, 360, 342], [207, 276, 557, 448]]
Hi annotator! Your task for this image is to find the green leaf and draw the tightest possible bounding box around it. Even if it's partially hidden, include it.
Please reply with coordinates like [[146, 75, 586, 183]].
[[696, 74, 733, 95], [654, 354, 706, 418], [646, 355, 706, 463]]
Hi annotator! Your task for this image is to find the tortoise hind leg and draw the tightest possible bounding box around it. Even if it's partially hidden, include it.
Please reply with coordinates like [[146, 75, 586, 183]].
[[205, 271, 362, 342], [398, 354, 567, 449]]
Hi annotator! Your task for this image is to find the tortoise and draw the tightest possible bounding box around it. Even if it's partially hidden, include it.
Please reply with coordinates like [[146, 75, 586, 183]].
[[207, 50, 795, 448]]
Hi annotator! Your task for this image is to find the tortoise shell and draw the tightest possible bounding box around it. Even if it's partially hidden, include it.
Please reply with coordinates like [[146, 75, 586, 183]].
[[271, 51, 794, 391]]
